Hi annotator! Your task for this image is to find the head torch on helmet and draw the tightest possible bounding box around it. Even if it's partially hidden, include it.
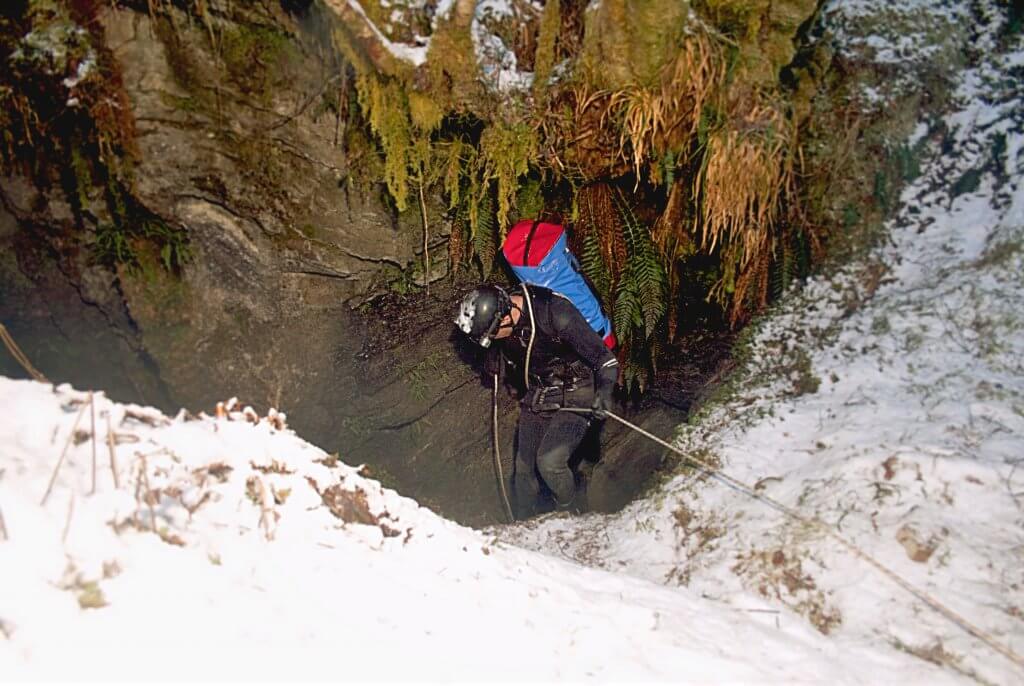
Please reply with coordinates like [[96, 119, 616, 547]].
[[454, 285, 511, 348]]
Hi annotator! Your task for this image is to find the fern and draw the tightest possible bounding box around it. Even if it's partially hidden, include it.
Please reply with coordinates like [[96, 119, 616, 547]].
[[770, 236, 790, 300], [613, 270, 642, 345], [449, 199, 470, 274], [616, 190, 666, 339], [580, 229, 612, 303]]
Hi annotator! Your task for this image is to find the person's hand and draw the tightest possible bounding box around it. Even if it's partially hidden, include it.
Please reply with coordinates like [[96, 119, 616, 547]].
[[483, 346, 503, 379], [591, 386, 612, 420]]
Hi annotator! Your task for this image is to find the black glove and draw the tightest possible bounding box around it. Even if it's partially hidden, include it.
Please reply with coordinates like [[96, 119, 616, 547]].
[[591, 382, 613, 420], [482, 346, 503, 380]]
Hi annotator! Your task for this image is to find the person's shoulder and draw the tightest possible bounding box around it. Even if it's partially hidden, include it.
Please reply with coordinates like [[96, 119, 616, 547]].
[[522, 283, 556, 299], [545, 291, 584, 330]]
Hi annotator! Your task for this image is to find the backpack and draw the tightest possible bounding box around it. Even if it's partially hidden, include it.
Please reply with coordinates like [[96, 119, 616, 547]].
[[502, 219, 616, 349]]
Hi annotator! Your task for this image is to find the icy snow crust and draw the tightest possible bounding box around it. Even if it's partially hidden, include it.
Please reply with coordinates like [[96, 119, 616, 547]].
[[2, 0, 1023, 682]]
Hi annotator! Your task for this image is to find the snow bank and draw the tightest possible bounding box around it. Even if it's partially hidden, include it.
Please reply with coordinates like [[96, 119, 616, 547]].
[[0, 378, 958, 681], [502, 2, 1024, 683]]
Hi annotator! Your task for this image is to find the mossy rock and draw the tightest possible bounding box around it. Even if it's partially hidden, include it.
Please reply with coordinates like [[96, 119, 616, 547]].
[[578, 0, 691, 89]]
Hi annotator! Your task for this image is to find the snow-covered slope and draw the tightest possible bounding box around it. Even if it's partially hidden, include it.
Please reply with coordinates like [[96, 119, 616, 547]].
[[2, 0, 1022, 683], [0, 381, 961, 682], [501, 2, 1024, 684]]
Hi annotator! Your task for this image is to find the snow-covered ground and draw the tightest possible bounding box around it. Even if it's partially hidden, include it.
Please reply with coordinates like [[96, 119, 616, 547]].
[[3, 0, 1023, 683], [501, 3, 1024, 684]]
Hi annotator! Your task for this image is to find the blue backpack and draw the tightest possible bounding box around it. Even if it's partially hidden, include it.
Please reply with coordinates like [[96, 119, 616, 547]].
[[502, 219, 616, 349]]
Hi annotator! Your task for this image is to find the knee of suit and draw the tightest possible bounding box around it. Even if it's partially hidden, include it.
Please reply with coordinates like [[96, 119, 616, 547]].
[[536, 443, 573, 475]]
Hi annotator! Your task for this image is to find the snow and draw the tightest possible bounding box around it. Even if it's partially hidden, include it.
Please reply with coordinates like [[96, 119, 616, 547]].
[[3, 0, 1024, 682], [0, 380, 957, 681], [347, 0, 429, 66], [472, 0, 536, 95]]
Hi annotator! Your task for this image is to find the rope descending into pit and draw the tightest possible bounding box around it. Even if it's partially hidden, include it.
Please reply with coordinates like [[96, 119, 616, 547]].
[[560, 406, 1024, 673], [492, 372, 514, 523], [0, 323, 48, 383], [520, 284, 536, 391]]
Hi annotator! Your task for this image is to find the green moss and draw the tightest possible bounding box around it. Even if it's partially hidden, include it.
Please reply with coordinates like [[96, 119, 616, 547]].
[[533, 0, 560, 97], [480, 120, 538, 233], [220, 24, 293, 100], [579, 0, 690, 89], [153, 15, 206, 95], [513, 176, 544, 221], [425, 18, 482, 110], [694, 0, 817, 84], [356, 74, 415, 210]]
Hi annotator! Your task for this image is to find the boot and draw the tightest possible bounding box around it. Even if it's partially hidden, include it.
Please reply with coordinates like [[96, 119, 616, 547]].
[[555, 488, 587, 515]]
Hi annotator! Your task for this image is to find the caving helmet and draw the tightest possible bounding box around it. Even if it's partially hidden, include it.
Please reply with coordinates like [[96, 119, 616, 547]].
[[454, 284, 512, 348]]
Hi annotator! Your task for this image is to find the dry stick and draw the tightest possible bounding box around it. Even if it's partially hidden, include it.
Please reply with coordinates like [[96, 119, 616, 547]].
[[106, 414, 121, 489], [41, 402, 89, 507], [418, 180, 430, 297], [561, 407, 1024, 673], [139, 456, 158, 533], [0, 323, 48, 383], [253, 476, 275, 541], [89, 392, 97, 496]]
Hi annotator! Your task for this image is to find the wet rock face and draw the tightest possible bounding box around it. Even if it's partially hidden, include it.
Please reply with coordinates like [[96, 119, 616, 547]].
[[1, 3, 436, 414], [0, 2, 685, 528]]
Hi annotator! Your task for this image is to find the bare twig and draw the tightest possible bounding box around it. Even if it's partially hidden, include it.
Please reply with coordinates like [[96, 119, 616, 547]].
[[89, 392, 97, 496], [106, 414, 120, 489], [138, 455, 158, 533], [0, 323, 48, 383], [249, 476, 276, 541], [41, 402, 89, 506], [0, 502, 8, 541]]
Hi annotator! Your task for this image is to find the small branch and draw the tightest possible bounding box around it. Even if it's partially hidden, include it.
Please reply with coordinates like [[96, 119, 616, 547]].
[[251, 476, 276, 541], [138, 455, 158, 533], [106, 414, 121, 489], [419, 179, 430, 297], [41, 402, 90, 507], [0, 502, 8, 541], [0, 323, 48, 383]]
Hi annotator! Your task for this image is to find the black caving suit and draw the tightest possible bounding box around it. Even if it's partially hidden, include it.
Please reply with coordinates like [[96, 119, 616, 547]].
[[487, 285, 618, 516]]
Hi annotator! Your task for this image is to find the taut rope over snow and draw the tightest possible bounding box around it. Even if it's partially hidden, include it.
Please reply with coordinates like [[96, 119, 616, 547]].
[[560, 407, 1024, 672]]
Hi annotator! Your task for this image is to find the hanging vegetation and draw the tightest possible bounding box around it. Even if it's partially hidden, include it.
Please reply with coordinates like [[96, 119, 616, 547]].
[[321, 0, 826, 387], [0, 0, 190, 272]]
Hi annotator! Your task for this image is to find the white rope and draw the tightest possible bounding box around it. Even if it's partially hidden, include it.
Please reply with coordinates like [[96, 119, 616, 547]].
[[560, 407, 1024, 672], [492, 372, 514, 522], [520, 284, 536, 391]]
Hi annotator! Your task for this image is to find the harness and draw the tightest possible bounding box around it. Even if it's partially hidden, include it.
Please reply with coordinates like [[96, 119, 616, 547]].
[[526, 359, 593, 413]]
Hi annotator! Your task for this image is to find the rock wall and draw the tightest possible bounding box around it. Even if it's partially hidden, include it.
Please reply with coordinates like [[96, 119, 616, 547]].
[[0, 1, 701, 527]]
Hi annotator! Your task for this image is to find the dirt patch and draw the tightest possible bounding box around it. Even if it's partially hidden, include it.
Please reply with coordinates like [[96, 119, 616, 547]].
[[732, 548, 843, 635]]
